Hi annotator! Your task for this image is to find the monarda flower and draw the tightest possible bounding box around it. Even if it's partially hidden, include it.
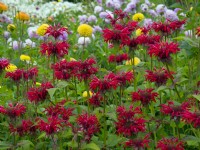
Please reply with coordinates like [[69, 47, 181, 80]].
[[0, 58, 9, 73], [161, 101, 190, 120], [196, 27, 200, 37], [0, 102, 26, 118], [77, 113, 100, 142], [103, 24, 131, 47], [76, 58, 98, 81], [108, 53, 129, 64], [37, 116, 63, 135], [182, 110, 200, 128], [45, 24, 68, 39], [114, 71, 134, 86], [90, 72, 119, 93], [9, 120, 37, 136], [125, 135, 150, 149], [23, 67, 38, 80], [157, 137, 184, 150], [40, 41, 69, 58], [52, 59, 79, 80], [148, 42, 180, 63], [132, 88, 158, 106], [89, 92, 103, 107], [5, 69, 23, 82], [145, 67, 172, 86], [27, 82, 53, 103], [116, 106, 146, 137]]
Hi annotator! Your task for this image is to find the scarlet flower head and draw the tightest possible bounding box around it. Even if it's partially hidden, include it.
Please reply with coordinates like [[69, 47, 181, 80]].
[[108, 53, 129, 64], [196, 26, 200, 37], [77, 113, 100, 142], [145, 67, 172, 86], [37, 116, 63, 135], [27, 81, 53, 103], [157, 137, 184, 150], [132, 88, 158, 106], [89, 92, 103, 107], [148, 42, 180, 63], [5, 69, 23, 82], [114, 71, 134, 86], [90, 72, 119, 93], [23, 67, 38, 80], [182, 110, 200, 128], [161, 101, 190, 120], [116, 106, 146, 137], [45, 24, 68, 39], [40, 41, 69, 58], [0, 58, 9, 73], [0, 102, 26, 118]]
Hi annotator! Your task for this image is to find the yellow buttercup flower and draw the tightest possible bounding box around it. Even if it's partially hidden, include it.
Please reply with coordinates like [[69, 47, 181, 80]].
[[132, 13, 145, 22], [5, 64, 17, 72], [16, 12, 30, 21], [125, 57, 141, 66], [36, 82, 41, 86], [77, 24, 93, 37], [82, 91, 93, 98], [70, 57, 76, 61], [7, 24, 16, 32], [20, 54, 31, 61], [36, 24, 49, 36], [0, 2, 8, 12], [136, 29, 143, 37]]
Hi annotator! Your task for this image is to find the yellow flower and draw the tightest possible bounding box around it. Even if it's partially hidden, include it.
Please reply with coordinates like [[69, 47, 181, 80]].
[[132, 13, 145, 22], [47, 16, 54, 22], [20, 54, 31, 61], [16, 12, 30, 21], [36, 82, 41, 86], [136, 29, 143, 36], [36, 24, 49, 36], [190, 7, 193, 11], [5, 64, 17, 72], [70, 57, 76, 61], [82, 91, 93, 98], [77, 24, 93, 37], [125, 57, 141, 66], [7, 24, 16, 32], [0, 2, 8, 12]]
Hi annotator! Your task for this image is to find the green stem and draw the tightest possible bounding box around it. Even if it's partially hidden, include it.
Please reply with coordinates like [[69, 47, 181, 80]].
[[103, 95, 107, 149], [65, 86, 68, 101]]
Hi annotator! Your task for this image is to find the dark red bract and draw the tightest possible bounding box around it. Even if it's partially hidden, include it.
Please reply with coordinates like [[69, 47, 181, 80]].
[[157, 137, 184, 150]]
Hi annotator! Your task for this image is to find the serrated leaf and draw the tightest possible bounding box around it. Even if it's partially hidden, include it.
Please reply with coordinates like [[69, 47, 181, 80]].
[[56, 81, 69, 88], [47, 88, 58, 99], [82, 142, 100, 150]]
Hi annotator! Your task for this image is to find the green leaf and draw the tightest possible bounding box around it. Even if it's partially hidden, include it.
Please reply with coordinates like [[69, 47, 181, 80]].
[[37, 132, 46, 140], [0, 141, 12, 149], [192, 94, 200, 101], [82, 142, 100, 150], [67, 140, 78, 148], [56, 81, 69, 88], [47, 88, 58, 99], [17, 140, 34, 148]]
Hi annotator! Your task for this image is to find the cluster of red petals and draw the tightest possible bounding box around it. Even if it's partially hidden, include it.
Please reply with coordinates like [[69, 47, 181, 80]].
[[182, 110, 200, 128], [89, 92, 102, 107], [37, 116, 62, 135], [45, 24, 68, 39], [125, 135, 150, 149], [0, 58, 9, 72], [161, 101, 190, 119], [148, 42, 180, 63], [40, 41, 69, 58], [157, 137, 184, 150], [90, 72, 118, 92], [108, 53, 129, 63], [196, 27, 200, 37], [136, 35, 160, 45], [77, 113, 100, 142], [145, 67, 172, 86], [152, 20, 186, 35], [5, 69, 23, 82], [23, 67, 38, 80], [103, 24, 131, 47], [0, 102, 26, 118], [45, 100, 73, 122], [9, 120, 36, 136], [27, 82, 53, 103], [114, 71, 134, 86], [132, 88, 158, 106], [116, 106, 146, 137]]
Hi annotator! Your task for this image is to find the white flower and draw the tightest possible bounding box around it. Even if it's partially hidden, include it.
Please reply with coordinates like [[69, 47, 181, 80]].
[[156, 4, 167, 14], [94, 6, 103, 13], [164, 9, 178, 21], [78, 37, 91, 46]]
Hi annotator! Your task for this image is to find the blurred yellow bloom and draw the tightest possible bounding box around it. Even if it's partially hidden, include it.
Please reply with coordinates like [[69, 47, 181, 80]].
[[125, 57, 141, 66], [77, 24, 93, 37], [82, 91, 93, 98], [132, 13, 145, 22], [136, 29, 143, 36], [16, 12, 30, 21], [36, 82, 41, 86], [20, 54, 31, 61], [70, 57, 76, 61], [0, 2, 8, 12], [190, 7, 193, 11], [7, 24, 16, 32], [5, 64, 17, 72], [36, 24, 49, 36]]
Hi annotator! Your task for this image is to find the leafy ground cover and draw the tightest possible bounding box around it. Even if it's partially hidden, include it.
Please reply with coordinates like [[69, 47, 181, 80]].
[[0, 0, 200, 149]]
